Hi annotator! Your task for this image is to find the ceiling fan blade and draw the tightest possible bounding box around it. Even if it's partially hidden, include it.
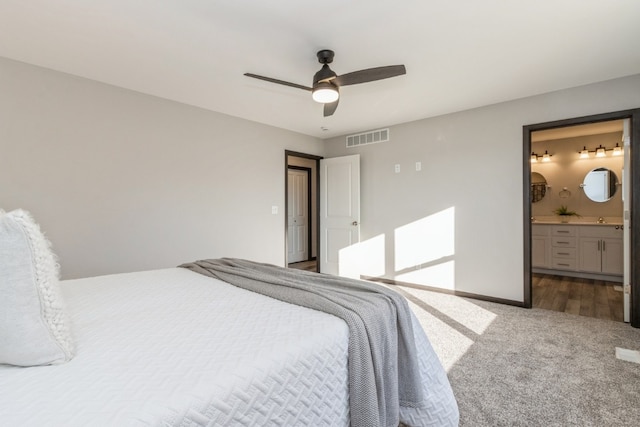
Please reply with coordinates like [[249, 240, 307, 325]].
[[244, 73, 312, 91], [324, 99, 339, 117], [334, 65, 406, 86]]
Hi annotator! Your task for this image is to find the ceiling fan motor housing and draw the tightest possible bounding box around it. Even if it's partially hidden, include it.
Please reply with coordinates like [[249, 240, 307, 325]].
[[313, 64, 337, 84], [316, 49, 334, 64]]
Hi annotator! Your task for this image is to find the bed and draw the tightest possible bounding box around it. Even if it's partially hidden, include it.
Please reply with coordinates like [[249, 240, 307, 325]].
[[0, 210, 458, 426]]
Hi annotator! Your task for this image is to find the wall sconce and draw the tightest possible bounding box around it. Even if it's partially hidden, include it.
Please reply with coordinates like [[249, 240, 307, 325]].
[[578, 143, 624, 158], [530, 152, 539, 163], [531, 151, 552, 163], [612, 143, 623, 156], [579, 146, 590, 159]]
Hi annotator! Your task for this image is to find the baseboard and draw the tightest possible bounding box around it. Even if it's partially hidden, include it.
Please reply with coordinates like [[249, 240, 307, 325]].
[[361, 275, 525, 308]]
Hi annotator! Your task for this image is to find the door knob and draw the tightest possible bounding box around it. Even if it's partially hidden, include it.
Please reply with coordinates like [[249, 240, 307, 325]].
[[352, 221, 359, 226]]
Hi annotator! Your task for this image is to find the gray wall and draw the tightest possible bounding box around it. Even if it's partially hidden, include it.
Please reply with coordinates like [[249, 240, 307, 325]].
[[323, 74, 640, 302], [2, 53, 639, 303], [0, 57, 322, 279]]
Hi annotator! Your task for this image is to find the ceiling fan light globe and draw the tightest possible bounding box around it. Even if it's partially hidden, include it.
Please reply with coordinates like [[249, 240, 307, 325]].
[[312, 83, 339, 103]]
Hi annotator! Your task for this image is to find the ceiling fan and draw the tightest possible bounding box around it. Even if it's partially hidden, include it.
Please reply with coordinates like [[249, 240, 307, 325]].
[[244, 49, 406, 117]]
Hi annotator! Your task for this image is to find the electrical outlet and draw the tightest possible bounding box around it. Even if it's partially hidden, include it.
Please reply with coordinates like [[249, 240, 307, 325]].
[[394, 164, 401, 173]]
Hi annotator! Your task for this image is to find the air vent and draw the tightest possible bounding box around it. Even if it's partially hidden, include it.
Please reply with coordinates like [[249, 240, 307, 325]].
[[346, 128, 389, 148]]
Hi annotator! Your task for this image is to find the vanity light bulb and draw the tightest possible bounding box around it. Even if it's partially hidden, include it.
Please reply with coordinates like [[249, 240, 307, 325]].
[[579, 147, 589, 159], [613, 144, 623, 156], [542, 151, 551, 162], [595, 146, 606, 158], [530, 153, 538, 163]]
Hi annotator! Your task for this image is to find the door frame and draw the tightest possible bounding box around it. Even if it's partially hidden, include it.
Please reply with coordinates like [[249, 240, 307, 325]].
[[287, 165, 312, 262], [285, 150, 322, 267], [522, 108, 640, 328]]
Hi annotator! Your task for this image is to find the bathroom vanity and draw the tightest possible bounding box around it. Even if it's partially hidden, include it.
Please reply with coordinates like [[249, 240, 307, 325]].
[[532, 222, 623, 282]]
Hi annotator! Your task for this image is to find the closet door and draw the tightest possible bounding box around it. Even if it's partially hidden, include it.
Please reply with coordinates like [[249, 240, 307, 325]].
[[287, 169, 309, 263]]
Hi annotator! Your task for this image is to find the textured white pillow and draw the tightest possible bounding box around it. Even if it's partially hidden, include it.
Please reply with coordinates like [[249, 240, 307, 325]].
[[0, 209, 75, 366]]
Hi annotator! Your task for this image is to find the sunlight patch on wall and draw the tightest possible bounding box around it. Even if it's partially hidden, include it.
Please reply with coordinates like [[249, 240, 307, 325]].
[[396, 259, 455, 290], [394, 207, 455, 271], [339, 234, 385, 279]]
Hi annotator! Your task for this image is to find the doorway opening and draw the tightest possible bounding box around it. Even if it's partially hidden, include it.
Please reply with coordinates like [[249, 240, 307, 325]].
[[523, 109, 640, 328], [285, 150, 321, 272]]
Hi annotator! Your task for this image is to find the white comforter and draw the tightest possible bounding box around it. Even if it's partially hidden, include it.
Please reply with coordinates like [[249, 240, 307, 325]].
[[0, 268, 457, 426]]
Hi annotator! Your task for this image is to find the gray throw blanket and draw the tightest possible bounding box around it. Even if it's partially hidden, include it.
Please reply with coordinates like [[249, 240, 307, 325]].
[[180, 258, 426, 427]]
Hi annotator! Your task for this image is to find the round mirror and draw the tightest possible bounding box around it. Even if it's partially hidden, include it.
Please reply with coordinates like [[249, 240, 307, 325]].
[[531, 172, 547, 203], [582, 167, 618, 203]]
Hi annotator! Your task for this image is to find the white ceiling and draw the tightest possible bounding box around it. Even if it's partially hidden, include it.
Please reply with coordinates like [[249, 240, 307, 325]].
[[1, 1, 639, 139]]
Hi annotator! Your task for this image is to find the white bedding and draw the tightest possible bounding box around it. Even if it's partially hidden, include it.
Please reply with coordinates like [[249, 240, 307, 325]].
[[0, 267, 457, 426]]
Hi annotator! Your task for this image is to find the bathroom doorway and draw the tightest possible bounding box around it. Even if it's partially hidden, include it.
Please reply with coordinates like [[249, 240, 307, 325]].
[[523, 109, 640, 328]]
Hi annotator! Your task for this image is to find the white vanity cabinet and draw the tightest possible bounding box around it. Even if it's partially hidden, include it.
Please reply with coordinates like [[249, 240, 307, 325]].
[[578, 226, 623, 276], [532, 223, 623, 281], [550, 225, 577, 270], [531, 225, 551, 268]]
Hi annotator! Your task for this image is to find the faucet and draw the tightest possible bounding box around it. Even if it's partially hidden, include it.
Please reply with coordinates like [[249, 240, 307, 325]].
[[597, 217, 605, 223]]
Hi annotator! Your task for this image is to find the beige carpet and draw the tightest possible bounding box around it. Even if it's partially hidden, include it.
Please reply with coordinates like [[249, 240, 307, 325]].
[[391, 285, 640, 426]]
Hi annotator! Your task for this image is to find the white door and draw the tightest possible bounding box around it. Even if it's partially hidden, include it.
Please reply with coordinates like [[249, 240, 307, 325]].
[[287, 169, 308, 264], [320, 155, 360, 275], [622, 119, 631, 322]]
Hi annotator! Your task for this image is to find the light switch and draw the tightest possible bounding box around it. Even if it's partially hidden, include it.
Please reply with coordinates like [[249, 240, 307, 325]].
[[271, 206, 278, 214], [415, 162, 422, 171]]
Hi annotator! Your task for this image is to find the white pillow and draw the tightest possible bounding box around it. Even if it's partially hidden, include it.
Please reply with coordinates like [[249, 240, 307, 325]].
[[0, 209, 75, 366]]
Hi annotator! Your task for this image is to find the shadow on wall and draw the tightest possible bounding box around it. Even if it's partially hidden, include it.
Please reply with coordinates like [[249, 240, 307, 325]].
[[339, 206, 456, 290]]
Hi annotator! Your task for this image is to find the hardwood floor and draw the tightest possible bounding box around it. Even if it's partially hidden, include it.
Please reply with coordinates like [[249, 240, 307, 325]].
[[286, 267, 624, 321], [533, 273, 624, 322], [288, 259, 318, 272]]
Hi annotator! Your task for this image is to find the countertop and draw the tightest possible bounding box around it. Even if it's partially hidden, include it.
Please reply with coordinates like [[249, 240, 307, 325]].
[[531, 220, 623, 226]]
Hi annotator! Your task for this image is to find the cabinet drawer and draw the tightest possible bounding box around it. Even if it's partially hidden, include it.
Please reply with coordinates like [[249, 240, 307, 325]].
[[552, 237, 576, 248], [551, 225, 576, 237], [552, 247, 576, 259], [551, 258, 577, 270]]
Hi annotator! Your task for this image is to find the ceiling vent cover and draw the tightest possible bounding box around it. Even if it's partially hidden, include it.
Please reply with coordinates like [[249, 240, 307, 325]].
[[346, 128, 389, 148]]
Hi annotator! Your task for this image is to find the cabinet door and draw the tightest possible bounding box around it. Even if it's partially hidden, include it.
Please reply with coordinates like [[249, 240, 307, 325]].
[[601, 238, 623, 275], [579, 238, 602, 273], [532, 236, 550, 268]]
